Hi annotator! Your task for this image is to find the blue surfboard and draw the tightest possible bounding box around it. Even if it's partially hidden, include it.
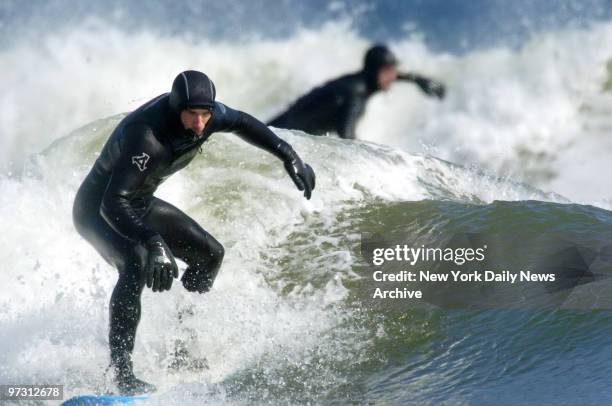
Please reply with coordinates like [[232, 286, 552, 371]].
[[61, 394, 148, 405]]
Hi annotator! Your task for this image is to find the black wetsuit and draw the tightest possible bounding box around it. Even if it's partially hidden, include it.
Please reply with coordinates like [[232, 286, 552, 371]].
[[268, 71, 378, 140], [72, 91, 300, 388], [268, 44, 445, 140]]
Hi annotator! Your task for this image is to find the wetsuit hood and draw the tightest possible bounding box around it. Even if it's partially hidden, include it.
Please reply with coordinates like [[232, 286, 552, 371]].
[[363, 44, 398, 92], [169, 70, 216, 113]]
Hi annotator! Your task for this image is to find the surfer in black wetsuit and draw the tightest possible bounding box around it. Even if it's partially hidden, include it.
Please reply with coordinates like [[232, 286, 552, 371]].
[[72, 70, 315, 395], [268, 44, 445, 140]]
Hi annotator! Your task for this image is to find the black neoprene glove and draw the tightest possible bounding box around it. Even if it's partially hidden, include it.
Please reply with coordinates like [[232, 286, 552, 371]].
[[414, 77, 445, 99], [181, 266, 216, 294], [145, 235, 179, 292], [284, 154, 316, 200]]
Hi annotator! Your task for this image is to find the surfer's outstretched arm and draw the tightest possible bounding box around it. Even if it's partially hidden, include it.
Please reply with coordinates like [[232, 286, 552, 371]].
[[213, 102, 316, 199], [397, 72, 446, 99]]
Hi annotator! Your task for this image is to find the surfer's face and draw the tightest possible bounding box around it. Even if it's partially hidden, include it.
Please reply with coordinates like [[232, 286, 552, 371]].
[[378, 65, 398, 90], [180, 108, 212, 136]]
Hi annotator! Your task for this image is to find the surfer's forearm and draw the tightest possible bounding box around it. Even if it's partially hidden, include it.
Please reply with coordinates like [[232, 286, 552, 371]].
[[397, 72, 446, 99], [397, 71, 419, 82], [233, 111, 299, 163]]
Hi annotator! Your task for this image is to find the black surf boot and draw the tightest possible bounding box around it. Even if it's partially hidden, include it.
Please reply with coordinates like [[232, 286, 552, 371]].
[[112, 355, 157, 395]]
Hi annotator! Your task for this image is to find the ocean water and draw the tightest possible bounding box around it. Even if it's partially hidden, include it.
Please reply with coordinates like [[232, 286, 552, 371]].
[[1, 1, 612, 405]]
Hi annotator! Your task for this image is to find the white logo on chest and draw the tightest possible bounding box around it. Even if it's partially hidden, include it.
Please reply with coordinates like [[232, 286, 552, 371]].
[[131, 152, 150, 172]]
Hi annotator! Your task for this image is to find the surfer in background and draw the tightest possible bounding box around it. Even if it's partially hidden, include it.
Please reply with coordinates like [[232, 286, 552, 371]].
[[72, 70, 315, 395], [268, 44, 446, 140]]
